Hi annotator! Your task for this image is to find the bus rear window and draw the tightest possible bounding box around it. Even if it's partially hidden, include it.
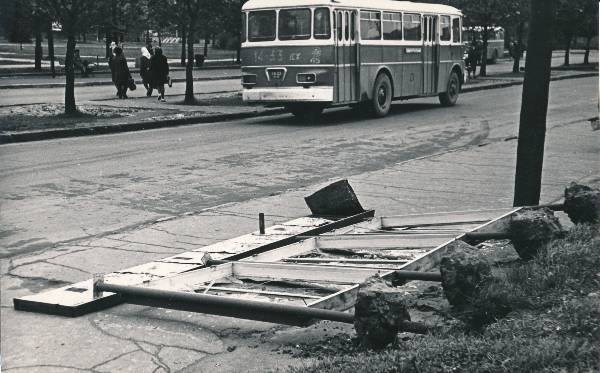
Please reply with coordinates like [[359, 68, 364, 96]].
[[279, 8, 311, 40], [314, 8, 331, 39], [248, 10, 276, 42]]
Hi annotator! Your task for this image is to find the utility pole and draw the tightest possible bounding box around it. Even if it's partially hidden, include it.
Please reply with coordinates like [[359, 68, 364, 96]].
[[513, 0, 558, 206]]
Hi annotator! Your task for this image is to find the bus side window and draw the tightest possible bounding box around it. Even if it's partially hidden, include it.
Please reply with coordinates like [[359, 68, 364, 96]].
[[360, 11, 381, 40], [452, 17, 460, 43], [440, 15, 451, 41], [403, 13, 421, 41], [382, 12, 402, 40], [337, 11, 343, 41], [314, 8, 331, 39]]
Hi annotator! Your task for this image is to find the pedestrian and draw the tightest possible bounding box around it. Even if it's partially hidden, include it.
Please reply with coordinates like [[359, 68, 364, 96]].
[[140, 46, 153, 96], [466, 38, 480, 79], [109, 42, 119, 96], [112, 46, 131, 99], [150, 46, 169, 102]]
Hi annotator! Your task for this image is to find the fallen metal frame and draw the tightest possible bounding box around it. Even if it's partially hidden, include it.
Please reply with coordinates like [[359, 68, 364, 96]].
[[88, 207, 521, 326]]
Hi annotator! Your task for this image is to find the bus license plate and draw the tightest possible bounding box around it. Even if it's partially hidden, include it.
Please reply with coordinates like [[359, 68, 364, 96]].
[[269, 69, 284, 80]]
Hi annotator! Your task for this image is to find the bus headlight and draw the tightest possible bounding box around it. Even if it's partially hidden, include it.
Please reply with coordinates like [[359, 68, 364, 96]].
[[296, 73, 317, 87], [242, 74, 257, 88]]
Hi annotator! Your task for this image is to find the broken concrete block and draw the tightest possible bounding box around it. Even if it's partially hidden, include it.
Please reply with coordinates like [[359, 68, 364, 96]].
[[304, 179, 364, 216], [564, 182, 600, 224], [509, 207, 563, 260], [354, 275, 410, 349], [440, 241, 492, 307]]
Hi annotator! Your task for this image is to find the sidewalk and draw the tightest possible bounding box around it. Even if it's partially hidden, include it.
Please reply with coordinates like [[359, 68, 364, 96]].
[[0, 68, 596, 144], [2, 97, 598, 372]]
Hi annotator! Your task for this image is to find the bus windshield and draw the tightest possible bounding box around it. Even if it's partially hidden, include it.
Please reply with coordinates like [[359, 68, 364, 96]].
[[279, 8, 311, 40], [248, 10, 276, 42]]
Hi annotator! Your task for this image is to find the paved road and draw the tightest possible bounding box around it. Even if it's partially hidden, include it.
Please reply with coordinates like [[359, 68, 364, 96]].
[[0, 76, 597, 258]]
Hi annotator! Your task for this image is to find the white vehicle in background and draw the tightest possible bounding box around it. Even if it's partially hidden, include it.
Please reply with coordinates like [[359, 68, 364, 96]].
[[463, 26, 504, 63]]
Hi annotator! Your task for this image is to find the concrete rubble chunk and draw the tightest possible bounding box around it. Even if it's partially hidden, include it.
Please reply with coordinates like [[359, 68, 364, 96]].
[[509, 207, 563, 260], [440, 241, 492, 307], [563, 182, 600, 224], [353, 275, 410, 349], [304, 179, 365, 216]]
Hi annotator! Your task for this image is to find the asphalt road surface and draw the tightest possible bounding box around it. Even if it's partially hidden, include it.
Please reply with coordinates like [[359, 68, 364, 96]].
[[0, 76, 597, 258]]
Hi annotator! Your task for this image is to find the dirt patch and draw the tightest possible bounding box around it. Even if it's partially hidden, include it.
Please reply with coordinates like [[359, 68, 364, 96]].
[[0, 104, 147, 132], [172, 93, 243, 107]]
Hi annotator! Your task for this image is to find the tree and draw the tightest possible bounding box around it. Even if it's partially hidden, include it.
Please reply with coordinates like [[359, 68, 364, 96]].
[[556, 0, 584, 66], [578, 0, 598, 65], [39, 0, 100, 114], [513, 0, 558, 206]]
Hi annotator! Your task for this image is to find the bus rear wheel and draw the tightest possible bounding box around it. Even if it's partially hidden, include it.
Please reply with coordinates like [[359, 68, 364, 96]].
[[371, 73, 392, 117], [439, 71, 460, 107], [286, 103, 324, 122]]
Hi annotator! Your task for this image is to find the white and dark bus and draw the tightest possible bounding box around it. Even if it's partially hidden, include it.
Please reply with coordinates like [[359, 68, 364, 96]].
[[240, 0, 465, 119]]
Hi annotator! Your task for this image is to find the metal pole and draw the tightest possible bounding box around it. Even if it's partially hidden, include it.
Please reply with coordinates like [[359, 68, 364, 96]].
[[95, 282, 354, 326], [259, 213, 265, 234], [94, 282, 430, 333]]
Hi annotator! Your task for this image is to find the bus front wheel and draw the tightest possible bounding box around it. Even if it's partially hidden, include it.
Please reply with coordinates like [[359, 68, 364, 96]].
[[439, 71, 460, 107], [371, 73, 392, 117]]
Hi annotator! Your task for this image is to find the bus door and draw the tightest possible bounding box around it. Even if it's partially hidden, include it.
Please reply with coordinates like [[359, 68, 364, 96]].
[[334, 9, 359, 103], [422, 15, 439, 94]]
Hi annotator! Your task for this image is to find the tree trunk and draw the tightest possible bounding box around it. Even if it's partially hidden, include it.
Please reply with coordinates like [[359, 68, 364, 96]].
[[185, 29, 195, 103], [47, 23, 55, 78], [181, 29, 187, 66], [584, 36, 591, 64], [158, 30, 162, 47], [513, 0, 557, 207], [563, 33, 571, 66], [64, 32, 78, 114], [480, 26, 489, 77], [34, 19, 43, 71], [105, 31, 111, 58], [204, 36, 209, 57]]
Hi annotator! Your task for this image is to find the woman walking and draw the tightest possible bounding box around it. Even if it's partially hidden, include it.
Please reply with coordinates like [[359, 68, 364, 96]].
[[112, 46, 131, 99], [140, 46, 153, 96], [150, 47, 169, 102]]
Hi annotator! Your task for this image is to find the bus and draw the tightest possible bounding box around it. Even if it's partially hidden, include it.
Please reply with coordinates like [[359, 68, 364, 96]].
[[463, 26, 505, 63], [240, 0, 465, 119]]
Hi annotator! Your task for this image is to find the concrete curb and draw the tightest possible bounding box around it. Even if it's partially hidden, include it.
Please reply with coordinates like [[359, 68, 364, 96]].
[[0, 74, 242, 90], [462, 71, 598, 93], [0, 71, 595, 145], [0, 108, 285, 144]]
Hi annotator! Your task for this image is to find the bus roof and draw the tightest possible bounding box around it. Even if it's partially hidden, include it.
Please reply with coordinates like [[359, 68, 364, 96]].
[[242, 0, 462, 16]]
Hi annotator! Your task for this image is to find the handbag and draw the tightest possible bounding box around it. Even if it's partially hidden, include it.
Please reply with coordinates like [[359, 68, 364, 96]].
[[128, 77, 136, 91]]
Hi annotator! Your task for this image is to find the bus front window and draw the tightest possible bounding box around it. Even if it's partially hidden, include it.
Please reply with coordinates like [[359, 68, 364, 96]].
[[248, 10, 276, 42], [279, 9, 311, 40], [314, 8, 331, 39]]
